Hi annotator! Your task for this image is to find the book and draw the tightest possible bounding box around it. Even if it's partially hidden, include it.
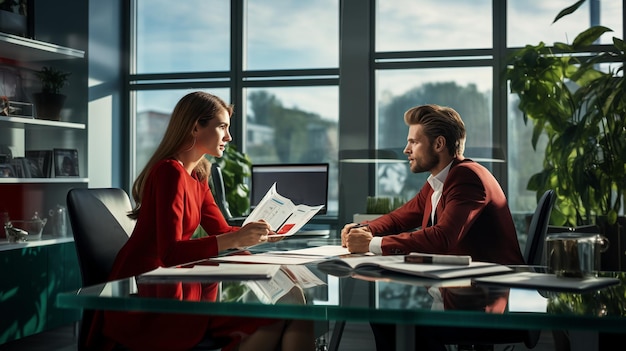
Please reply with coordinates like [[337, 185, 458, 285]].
[[317, 255, 512, 280], [243, 182, 324, 237], [137, 262, 282, 282], [472, 271, 621, 292]]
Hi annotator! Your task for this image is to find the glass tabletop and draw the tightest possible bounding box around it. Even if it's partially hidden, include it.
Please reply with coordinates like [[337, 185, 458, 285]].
[[56, 238, 626, 333]]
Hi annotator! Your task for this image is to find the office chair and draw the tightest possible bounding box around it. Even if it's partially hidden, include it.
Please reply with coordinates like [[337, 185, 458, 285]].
[[67, 188, 228, 351], [210, 163, 246, 226], [67, 188, 136, 350], [210, 163, 234, 220], [524, 189, 557, 266]]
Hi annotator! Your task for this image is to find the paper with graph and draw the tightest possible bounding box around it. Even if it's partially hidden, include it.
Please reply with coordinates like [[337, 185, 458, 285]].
[[243, 183, 324, 237]]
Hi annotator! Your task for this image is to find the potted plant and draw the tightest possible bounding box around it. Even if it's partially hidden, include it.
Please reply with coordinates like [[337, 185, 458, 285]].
[[505, 1, 625, 268], [32, 66, 71, 121], [352, 196, 405, 223]]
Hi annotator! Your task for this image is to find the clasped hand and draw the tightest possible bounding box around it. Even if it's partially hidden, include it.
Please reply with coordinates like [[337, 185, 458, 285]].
[[341, 223, 372, 254]]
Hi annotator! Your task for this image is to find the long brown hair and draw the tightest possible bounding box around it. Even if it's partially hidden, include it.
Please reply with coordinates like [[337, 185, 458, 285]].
[[129, 91, 233, 219]]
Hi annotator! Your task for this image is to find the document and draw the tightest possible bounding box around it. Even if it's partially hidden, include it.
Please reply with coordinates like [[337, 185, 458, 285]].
[[317, 255, 512, 280], [213, 245, 351, 265], [137, 263, 282, 282], [243, 183, 324, 237]]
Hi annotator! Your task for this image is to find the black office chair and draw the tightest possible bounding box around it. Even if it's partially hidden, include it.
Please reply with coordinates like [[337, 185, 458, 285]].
[[210, 163, 234, 220], [524, 189, 557, 266], [67, 187, 229, 351], [210, 163, 246, 226], [67, 187, 136, 351]]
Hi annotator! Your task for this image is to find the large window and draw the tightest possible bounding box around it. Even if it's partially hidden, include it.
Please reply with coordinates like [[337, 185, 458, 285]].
[[129, 0, 340, 215], [134, 0, 230, 73], [127, 0, 623, 227]]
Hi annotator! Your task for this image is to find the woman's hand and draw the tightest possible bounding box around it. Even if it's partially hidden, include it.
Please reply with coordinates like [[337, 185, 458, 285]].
[[235, 220, 272, 247]]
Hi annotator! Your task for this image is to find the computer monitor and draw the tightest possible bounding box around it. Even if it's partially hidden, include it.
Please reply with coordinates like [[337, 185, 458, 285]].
[[250, 163, 329, 215]]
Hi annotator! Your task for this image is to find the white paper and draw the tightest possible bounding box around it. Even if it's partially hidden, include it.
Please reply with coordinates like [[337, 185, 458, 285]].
[[213, 253, 323, 265], [243, 183, 324, 237]]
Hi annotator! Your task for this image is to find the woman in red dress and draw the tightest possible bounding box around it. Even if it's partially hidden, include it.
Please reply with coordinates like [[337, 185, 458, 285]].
[[87, 91, 314, 351]]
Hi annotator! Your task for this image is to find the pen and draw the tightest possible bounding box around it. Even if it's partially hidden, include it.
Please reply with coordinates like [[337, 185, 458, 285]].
[[404, 253, 471, 265]]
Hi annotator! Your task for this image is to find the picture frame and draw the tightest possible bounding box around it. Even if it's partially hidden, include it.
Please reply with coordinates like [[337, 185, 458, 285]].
[[25, 149, 52, 177], [53, 148, 79, 177], [0, 0, 34, 38], [0, 163, 16, 178]]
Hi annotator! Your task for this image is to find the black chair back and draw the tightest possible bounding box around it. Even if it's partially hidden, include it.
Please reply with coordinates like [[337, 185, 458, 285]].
[[67, 188, 135, 287], [210, 163, 233, 220], [67, 188, 136, 351], [524, 189, 557, 266]]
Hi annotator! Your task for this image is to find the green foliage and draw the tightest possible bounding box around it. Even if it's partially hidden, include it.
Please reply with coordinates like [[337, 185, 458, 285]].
[[35, 66, 70, 94], [504, 2, 625, 227], [366, 196, 404, 214], [210, 143, 252, 217]]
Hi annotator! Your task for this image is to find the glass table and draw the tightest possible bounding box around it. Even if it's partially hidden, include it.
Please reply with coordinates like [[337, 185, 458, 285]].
[[56, 238, 626, 350]]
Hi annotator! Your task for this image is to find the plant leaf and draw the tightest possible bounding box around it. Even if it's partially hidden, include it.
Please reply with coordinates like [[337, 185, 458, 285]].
[[552, 0, 586, 24]]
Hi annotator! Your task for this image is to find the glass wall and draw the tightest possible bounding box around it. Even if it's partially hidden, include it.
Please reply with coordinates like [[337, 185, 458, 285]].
[[127, 0, 623, 226]]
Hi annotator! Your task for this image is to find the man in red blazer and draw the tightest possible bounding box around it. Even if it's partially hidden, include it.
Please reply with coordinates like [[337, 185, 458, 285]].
[[341, 104, 525, 351], [341, 104, 524, 265]]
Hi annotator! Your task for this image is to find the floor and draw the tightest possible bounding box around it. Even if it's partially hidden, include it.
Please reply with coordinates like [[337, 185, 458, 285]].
[[0, 322, 560, 351]]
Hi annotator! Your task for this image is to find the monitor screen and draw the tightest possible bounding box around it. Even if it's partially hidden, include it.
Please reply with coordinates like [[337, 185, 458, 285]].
[[250, 163, 329, 215]]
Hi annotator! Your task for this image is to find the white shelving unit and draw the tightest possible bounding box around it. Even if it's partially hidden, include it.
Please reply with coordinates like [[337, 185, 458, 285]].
[[0, 33, 87, 184]]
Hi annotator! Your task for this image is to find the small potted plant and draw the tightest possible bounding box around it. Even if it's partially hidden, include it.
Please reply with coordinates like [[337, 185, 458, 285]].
[[32, 66, 71, 121]]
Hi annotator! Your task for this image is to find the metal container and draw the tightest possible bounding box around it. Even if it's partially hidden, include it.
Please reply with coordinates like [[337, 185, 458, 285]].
[[545, 232, 609, 278]]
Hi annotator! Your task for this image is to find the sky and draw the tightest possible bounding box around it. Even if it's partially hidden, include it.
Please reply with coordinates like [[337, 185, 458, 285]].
[[133, 0, 623, 121]]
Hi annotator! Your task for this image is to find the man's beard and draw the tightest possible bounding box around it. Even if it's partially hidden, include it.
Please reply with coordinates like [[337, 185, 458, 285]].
[[411, 147, 439, 173]]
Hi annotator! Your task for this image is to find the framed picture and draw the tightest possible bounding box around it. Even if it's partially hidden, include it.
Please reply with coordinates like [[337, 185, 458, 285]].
[[25, 150, 52, 177], [0, 163, 16, 178], [53, 148, 79, 177], [0, 0, 34, 38]]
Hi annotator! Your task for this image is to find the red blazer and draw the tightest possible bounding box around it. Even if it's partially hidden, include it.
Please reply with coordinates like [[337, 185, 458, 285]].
[[367, 158, 525, 265], [87, 160, 274, 351]]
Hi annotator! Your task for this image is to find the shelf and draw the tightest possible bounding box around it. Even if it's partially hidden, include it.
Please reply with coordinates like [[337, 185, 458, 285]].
[[0, 32, 84, 62], [0, 177, 89, 184], [0, 115, 85, 130], [0, 235, 74, 252]]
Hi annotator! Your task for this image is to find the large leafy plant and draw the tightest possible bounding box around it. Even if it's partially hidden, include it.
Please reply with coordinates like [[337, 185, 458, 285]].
[[505, 0, 625, 227]]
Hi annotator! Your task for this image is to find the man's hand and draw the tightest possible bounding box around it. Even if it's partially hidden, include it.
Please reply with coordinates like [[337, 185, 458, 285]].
[[341, 223, 372, 253]]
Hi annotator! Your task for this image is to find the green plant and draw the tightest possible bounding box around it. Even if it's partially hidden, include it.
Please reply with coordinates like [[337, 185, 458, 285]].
[[210, 143, 252, 217], [366, 196, 404, 214], [504, 0, 625, 227], [35, 66, 71, 94]]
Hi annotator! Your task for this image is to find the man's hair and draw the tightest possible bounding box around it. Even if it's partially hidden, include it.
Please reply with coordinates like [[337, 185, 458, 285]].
[[403, 104, 466, 157]]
